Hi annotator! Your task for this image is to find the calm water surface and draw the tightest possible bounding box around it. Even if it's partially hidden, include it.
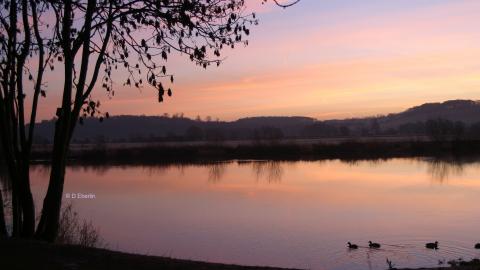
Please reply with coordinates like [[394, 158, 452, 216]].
[[30, 158, 480, 270]]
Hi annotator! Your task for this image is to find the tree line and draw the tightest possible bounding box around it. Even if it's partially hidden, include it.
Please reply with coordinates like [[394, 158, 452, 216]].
[[27, 116, 480, 144]]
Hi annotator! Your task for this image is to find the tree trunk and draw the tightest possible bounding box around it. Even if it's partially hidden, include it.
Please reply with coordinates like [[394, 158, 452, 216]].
[[36, 0, 74, 242], [9, 168, 22, 237], [18, 164, 35, 237], [0, 189, 7, 237], [0, 135, 35, 237], [35, 120, 69, 242]]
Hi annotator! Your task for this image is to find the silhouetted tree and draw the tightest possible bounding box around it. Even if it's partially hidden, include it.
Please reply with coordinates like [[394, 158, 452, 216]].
[[302, 122, 338, 138], [397, 122, 425, 136], [0, 0, 298, 242], [185, 125, 204, 141], [453, 121, 466, 141], [467, 122, 480, 139], [253, 126, 284, 141], [0, 164, 8, 237], [339, 126, 350, 137], [205, 127, 226, 142], [370, 118, 380, 135], [425, 119, 465, 141]]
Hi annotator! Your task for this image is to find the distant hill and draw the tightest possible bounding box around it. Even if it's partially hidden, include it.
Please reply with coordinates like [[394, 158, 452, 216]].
[[33, 99, 480, 143], [325, 99, 480, 132], [381, 100, 480, 128]]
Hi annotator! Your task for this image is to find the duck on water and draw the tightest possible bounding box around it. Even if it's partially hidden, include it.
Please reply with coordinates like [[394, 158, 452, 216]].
[[348, 240, 478, 250], [426, 241, 439, 249], [347, 242, 358, 249]]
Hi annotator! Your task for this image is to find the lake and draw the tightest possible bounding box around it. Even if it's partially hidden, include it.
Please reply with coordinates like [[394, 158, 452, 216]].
[[30, 158, 480, 270]]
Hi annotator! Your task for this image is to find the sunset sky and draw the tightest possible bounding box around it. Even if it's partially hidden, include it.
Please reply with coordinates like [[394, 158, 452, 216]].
[[36, 0, 480, 121]]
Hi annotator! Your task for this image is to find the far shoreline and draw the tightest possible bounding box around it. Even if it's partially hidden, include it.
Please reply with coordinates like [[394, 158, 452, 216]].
[[22, 138, 480, 165]]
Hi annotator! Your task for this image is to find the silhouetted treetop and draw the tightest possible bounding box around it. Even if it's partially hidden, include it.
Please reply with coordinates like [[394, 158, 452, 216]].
[[71, 0, 260, 114]]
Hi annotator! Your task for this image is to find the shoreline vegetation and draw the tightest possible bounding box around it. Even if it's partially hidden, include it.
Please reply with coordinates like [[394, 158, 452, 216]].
[[1, 239, 479, 270], [22, 139, 480, 165]]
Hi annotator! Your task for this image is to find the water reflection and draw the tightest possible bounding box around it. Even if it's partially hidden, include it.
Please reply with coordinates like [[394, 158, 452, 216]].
[[342, 157, 480, 183], [248, 161, 284, 182], [426, 159, 465, 183], [207, 162, 227, 182], [421, 157, 480, 183], [31, 161, 286, 183], [15, 158, 480, 270], [22, 157, 480, 183]]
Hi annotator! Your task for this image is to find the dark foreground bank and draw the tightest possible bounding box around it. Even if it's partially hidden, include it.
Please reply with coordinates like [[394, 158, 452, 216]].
[[1, 239, 480, 270], [24, 140, 480, 165], [0, 239, 298, 270]]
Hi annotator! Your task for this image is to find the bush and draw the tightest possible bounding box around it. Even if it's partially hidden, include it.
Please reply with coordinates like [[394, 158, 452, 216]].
[[56, 203, 104, 248]]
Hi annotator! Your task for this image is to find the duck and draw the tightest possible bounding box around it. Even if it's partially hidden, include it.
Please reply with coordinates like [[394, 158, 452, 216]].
[[347, 242, 358, 249], [368, 241, 381, 248], [426, 241, 439, 249], [475, 243, 480, 249]]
